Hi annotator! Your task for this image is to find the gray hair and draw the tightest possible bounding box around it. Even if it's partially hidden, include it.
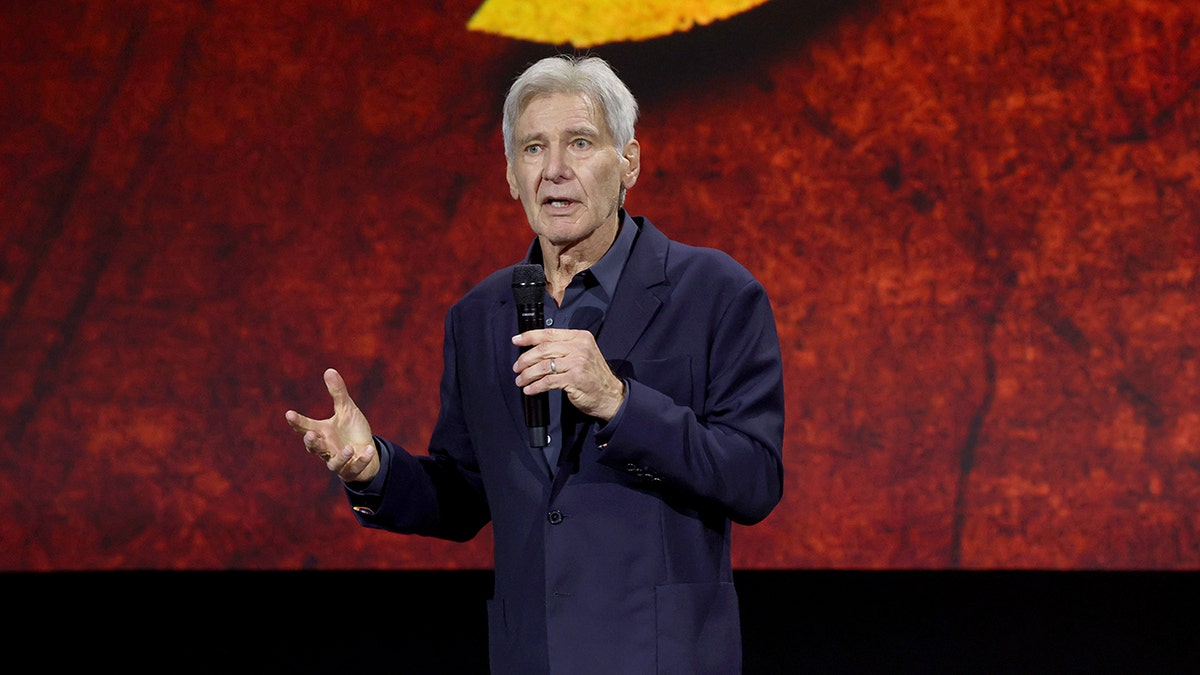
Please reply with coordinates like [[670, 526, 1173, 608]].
[[502, 55, 639, 160]]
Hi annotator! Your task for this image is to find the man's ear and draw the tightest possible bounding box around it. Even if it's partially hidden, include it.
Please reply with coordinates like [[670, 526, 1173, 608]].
[[506, 160, 519, 199], [621, 140, 641, 190]]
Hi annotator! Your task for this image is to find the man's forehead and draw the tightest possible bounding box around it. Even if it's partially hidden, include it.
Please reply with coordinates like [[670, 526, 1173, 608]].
[[516, 92, 607, 135]]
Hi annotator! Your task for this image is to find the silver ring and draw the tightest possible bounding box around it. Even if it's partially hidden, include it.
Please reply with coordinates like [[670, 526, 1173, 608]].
[[550, 358, 557, 374]]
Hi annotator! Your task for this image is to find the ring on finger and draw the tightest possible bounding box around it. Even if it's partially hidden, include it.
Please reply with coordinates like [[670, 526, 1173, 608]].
[[550, 358, 557, 374]]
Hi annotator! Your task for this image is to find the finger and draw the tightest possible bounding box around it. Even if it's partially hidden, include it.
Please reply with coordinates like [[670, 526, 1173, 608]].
[[511, 340, 576, 375], [327, 445, 349, 471], [514, 352, 560, 386], [332, 444, 374, 481], [511, 327, 576, 348], [511, 329, 546, 347], [285, 409, 317, 433], [338, 444, 374, 481], [303, 430, 333, 459], [513, 347, 541, 374]]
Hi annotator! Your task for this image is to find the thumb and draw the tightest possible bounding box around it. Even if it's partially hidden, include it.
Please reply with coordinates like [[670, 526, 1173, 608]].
[[323, 368, 353, 410]]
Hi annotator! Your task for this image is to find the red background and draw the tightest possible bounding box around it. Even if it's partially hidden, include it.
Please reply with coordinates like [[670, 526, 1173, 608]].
[[2, 0, 1198, 571]]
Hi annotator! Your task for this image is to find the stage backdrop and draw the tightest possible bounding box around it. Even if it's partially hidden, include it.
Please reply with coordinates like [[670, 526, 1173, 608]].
[[2, 0, 1198, 571]]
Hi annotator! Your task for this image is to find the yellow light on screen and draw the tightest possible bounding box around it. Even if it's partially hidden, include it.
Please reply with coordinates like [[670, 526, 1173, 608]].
[[468, 0, 773, 47]]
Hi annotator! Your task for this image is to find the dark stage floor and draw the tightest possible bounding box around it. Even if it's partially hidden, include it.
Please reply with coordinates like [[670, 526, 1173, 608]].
[[9, 570, 1197, 673]]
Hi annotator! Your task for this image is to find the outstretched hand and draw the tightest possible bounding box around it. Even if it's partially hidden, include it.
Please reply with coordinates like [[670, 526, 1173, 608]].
[[285, 368, 380, 483]]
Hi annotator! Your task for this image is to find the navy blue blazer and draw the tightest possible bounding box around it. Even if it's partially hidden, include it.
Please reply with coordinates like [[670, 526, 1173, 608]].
[[353, 214, 784, 674]]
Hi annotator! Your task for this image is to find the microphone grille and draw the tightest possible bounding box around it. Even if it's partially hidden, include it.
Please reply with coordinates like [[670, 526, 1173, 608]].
[[511, 264, 545, 305]]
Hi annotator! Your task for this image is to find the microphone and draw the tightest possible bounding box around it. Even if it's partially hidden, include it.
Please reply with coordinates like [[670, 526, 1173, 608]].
[[512, 264, 549, 447]]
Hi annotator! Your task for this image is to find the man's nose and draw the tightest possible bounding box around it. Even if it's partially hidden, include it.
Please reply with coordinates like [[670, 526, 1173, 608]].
[[542, 145, 573, 181]]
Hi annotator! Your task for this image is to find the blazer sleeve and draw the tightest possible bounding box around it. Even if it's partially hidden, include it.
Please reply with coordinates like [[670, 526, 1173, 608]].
[[346, 308, 491, 542], [595, 275, 785, 525]]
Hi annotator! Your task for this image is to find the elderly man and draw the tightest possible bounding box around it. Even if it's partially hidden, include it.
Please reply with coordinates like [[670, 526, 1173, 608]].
[[286, 55, 784, 674]]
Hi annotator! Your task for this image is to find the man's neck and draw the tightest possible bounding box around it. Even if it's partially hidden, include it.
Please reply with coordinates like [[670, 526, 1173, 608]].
[[540, 218, 619, 304]]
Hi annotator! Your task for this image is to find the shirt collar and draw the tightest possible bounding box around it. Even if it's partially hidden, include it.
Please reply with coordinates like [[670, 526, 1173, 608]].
[[524, 210, 638, 299]]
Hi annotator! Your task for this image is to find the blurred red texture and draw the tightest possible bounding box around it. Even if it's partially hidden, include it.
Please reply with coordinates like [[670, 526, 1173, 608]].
[[2, 0, 1198, 570]]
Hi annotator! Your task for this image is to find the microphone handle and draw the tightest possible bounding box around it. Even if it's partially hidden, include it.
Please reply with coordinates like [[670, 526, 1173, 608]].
[[517, 301, 549, 447]]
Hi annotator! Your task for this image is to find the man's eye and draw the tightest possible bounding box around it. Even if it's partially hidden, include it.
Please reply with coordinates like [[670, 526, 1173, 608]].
[[525, 145, 543, 155], [573, 139, 590, 149]]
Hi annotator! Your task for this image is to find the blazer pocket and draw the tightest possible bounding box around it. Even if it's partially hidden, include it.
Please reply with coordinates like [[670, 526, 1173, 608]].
[[486, 597, 511, 670], [655, 582, 741, 675]]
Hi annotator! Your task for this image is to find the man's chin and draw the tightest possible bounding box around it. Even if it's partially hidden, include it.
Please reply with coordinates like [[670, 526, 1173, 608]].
[[533, 219, 587, 245]]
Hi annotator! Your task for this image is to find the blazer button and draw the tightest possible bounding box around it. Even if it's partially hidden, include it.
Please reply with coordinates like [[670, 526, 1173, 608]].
[[547, 509, 564, 525]]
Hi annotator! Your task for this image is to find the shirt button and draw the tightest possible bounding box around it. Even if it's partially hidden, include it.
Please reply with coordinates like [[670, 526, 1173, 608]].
[[545, 318, 554, 327], [547, 509, 564, 525]]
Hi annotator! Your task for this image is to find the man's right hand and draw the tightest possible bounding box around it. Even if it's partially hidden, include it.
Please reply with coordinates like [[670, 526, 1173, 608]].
[[285, 368, 380, 484]]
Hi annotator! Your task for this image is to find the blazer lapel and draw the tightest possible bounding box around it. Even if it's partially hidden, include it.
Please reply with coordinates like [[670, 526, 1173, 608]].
[[596, 217, 671, 362]]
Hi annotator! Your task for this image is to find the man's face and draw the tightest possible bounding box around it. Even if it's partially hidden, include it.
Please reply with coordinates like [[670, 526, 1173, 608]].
[[506, 92, 639, 249]]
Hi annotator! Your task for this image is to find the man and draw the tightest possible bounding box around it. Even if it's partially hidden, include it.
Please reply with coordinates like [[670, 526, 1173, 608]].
[[285, 55, 784, 674]]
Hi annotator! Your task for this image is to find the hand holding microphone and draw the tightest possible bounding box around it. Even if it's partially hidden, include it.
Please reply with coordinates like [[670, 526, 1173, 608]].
[[511, 265, 626, 427]]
